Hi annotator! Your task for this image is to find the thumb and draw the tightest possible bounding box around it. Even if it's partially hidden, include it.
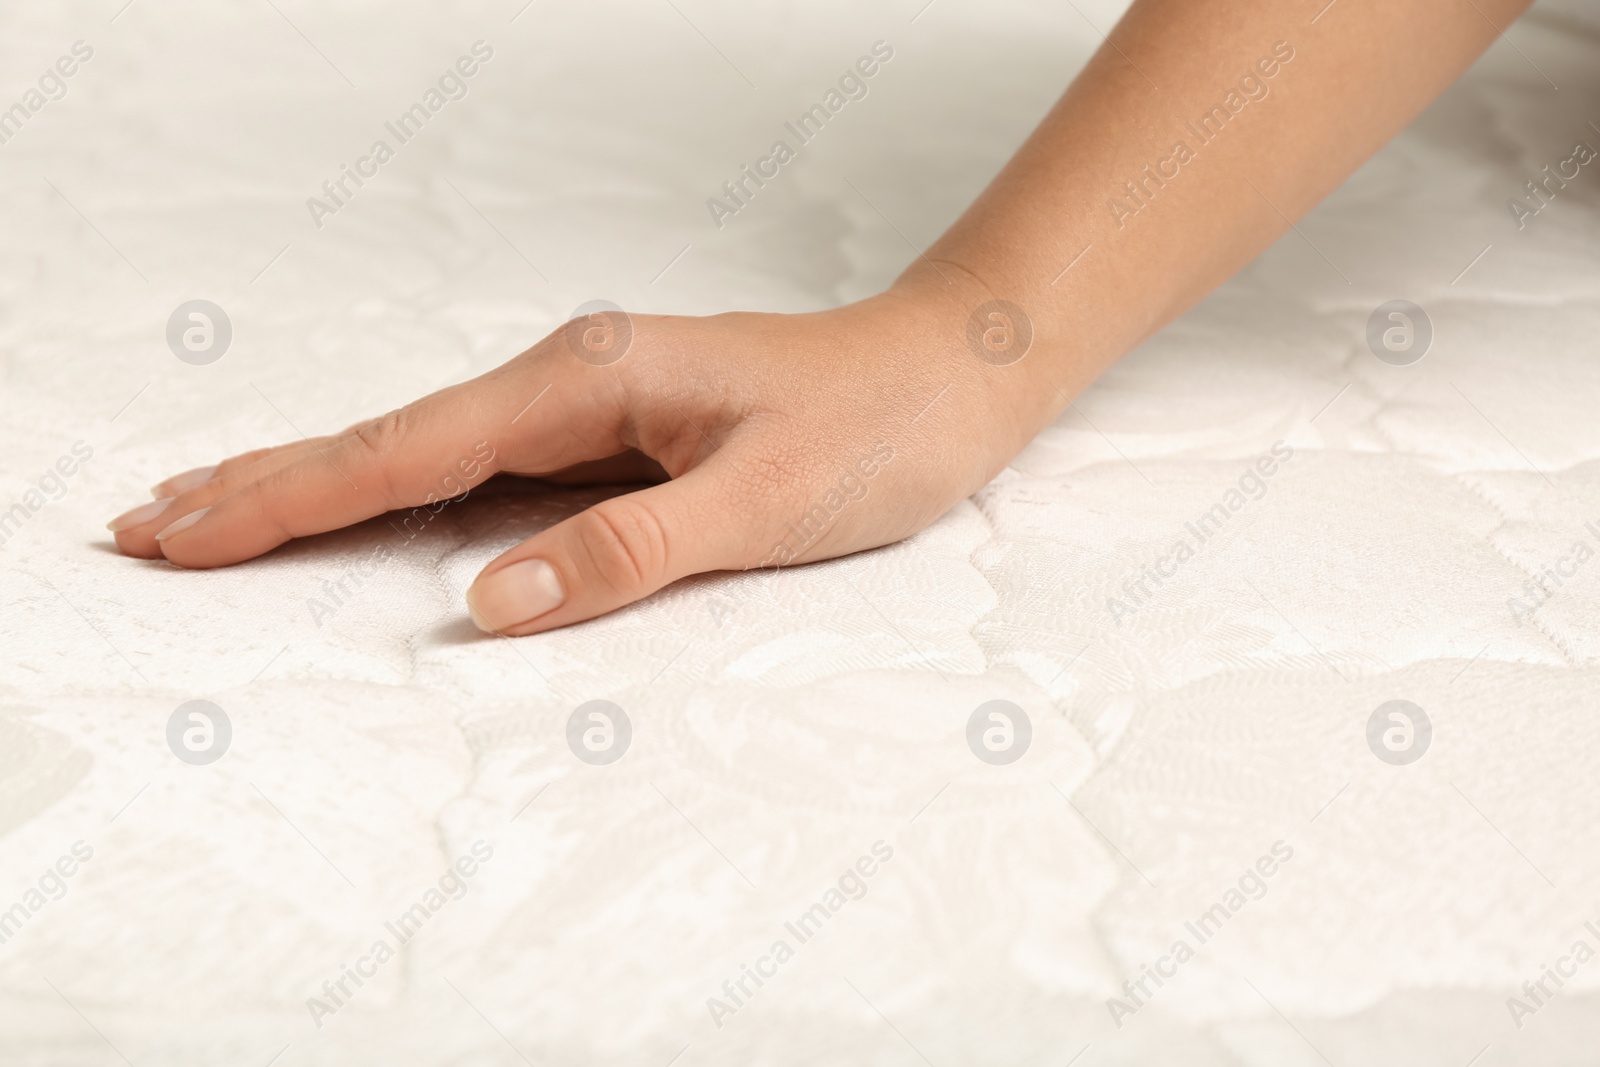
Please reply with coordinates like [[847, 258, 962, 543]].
[[464, 459, 755, 635]]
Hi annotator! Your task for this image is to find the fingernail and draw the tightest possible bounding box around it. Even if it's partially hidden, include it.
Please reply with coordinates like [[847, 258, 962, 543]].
[[155, 507, 212, 541], [107, 497, 175, 533], [151, 465, 217, 498], [466, 559, 566, 632]]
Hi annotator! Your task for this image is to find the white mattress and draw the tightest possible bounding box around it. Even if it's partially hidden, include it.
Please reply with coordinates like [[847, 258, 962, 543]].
[[3, 1, 1600, 1063]]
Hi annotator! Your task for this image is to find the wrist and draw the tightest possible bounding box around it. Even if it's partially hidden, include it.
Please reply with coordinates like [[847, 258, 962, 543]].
[[883, 257, 1088, 454]]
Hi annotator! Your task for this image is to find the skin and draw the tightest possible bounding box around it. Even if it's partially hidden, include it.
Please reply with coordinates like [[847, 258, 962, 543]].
[[109, 0, 1535, 635]]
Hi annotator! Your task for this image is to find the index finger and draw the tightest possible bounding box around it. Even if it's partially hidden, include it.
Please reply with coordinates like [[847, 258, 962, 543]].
[[153, 378, 533, 568]]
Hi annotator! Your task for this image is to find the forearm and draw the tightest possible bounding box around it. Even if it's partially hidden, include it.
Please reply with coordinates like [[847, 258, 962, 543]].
[[114, 0, 1541, 628], [900, 0, 1534, 435]]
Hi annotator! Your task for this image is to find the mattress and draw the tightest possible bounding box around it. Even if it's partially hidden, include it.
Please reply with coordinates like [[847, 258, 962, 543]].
[[3, 0, 1599, 1063]]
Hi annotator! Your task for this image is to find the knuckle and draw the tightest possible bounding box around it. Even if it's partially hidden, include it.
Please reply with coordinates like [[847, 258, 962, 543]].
[[235, 473, 299, 541], [576, 500, 670, 595], [346, 408, 410, 505], [351, 408, 409, 457]]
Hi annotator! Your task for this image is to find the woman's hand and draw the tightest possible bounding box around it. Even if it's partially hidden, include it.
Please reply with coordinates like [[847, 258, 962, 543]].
[[110, 0, 1531, 636], [107, 272, 1049, 635]]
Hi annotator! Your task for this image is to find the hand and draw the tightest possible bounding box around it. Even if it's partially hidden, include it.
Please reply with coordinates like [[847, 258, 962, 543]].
[[108, 0, 1525, 637], [107, 274, 1044, 635]]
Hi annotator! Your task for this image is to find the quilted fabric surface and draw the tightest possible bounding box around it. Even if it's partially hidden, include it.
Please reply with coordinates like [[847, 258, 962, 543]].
[[2, 1, 1599, 1064]]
